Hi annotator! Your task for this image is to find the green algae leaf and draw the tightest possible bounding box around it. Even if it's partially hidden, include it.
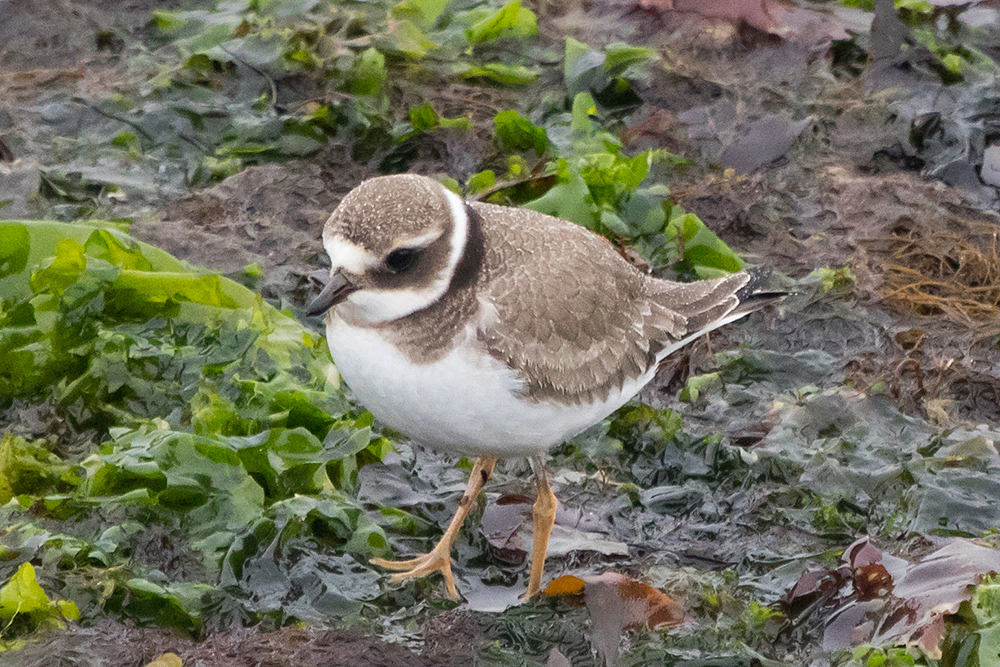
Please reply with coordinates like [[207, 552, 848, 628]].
[[219, 495, 386, 623], [229, 427, 328, 498], [324, 424, 394, 489], [350, 48, 387, 97], [0, 224, 28, 279], [564, 38, 659, 96], [665, 211, 745, 279], [522, 162, 594, 229], [410, 103, 443, 132], [973, 574, 1000, 626], [494, 110, 548, 156], [84, 229, 153, 271], [0, 435, 80, 506], [222, 495, 389, 586], [150, 9, 189, 32], [564, 36, 601, 90], [393, 0, 448, 29], [112, 271, 239, 310], [86, 427, 267, 534], [679, 372, 723, 403], [466, 169, 496, 195], [404, 104, 472, 137], [390, 19, 437, 58], [56, 599, 80, 621], [464, 0, 537, 45], [973, 574, 1000, 666], [0, 221, 336, 431], [607, 404, 682, 457], [29, 238, 88, 294], [324, 426, 376, 460], [118, 578, 213, 633], [0, 219, 396, 632], [0, 562, 78, 632], [457, 63, 539, 86], [345, 521, 388, 554], [0, 221, 217, 300], [0, 563, 50, 619], [571, 91, 597, 133], [602, 42, 659, 75]]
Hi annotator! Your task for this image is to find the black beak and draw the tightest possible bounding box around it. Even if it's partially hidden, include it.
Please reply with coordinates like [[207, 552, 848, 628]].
[[306, 271, 359, 317]]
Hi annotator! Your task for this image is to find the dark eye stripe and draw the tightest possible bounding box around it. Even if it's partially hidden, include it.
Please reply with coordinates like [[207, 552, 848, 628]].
[[385, 248, 420, 273]]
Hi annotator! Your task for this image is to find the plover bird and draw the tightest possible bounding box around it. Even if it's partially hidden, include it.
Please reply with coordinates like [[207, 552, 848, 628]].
[[307, 174, 780, 600]]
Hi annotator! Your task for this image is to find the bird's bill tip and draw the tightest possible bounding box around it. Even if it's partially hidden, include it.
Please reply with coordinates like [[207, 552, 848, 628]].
[[306, 271, 359, 316]]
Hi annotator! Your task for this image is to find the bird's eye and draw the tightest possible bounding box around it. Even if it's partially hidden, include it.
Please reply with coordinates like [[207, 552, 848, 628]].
[[385, 247, 420, 273]]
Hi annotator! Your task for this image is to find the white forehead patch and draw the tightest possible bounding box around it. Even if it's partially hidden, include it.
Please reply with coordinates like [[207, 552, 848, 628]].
[[324, 235, 377, 274]]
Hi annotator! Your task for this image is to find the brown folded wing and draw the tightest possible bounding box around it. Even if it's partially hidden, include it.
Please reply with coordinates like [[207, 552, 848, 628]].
[[472, 202, 751, 406]]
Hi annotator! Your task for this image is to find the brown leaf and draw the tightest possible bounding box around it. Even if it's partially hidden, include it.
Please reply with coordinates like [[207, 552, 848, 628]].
[[821, 537, 1000, 658], [784, 568, 848, 617], [845, 535, 885, 568], [612, 575, 686, 631], [544, 574, 587, 598], [546, 572, 684, 667], [855, 563, 893, 601]]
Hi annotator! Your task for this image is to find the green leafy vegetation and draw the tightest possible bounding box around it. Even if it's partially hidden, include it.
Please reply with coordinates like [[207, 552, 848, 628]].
[[478, 91, 742, 277], [971, 574, 1000, 666], [0, 221, 394, 641], [847, 646, 917, 667], [0, 563, 79, 639], [811, 266, 856, 293], [101, 0, 553, 185]]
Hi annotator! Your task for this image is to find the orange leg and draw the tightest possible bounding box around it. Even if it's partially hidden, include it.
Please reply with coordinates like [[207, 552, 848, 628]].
[[371, 455, 496, 600], [524, 455, 557, 599]]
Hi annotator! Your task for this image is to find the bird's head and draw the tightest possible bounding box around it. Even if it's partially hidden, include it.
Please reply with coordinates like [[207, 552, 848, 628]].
[[307, 174, 470, 324]]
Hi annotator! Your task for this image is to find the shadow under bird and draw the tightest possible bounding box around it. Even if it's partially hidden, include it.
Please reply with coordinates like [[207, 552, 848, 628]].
[[307, 174, 782, 600]]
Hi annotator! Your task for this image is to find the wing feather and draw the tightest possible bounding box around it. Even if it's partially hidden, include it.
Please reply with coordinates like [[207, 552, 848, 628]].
[[472, 202, 762, 406]]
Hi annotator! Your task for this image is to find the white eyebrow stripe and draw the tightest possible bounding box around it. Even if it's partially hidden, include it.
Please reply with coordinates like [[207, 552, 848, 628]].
[[396, 228, 444, 249]]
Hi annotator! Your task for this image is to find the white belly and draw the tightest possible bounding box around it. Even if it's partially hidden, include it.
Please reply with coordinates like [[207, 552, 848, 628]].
[[324, 316, 653, 457]]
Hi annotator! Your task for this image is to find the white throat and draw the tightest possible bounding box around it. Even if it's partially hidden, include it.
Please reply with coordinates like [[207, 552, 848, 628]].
[[326, 188, 470, 325]]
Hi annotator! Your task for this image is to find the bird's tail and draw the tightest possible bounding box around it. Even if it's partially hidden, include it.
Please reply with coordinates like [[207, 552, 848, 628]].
[[648, 267, 785, 361], [730, 266, 788, 318]]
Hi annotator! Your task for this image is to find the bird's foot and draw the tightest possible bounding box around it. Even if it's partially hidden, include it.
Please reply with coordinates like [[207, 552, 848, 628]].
[[371, 540, 459, 600]]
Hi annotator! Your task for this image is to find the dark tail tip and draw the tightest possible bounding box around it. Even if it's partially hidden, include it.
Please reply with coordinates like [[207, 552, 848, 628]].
[[733, 267, 788, 316]]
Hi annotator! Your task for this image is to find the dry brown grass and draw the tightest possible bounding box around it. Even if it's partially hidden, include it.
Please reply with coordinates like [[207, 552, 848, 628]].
[[879, 219, 1000, 325]]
